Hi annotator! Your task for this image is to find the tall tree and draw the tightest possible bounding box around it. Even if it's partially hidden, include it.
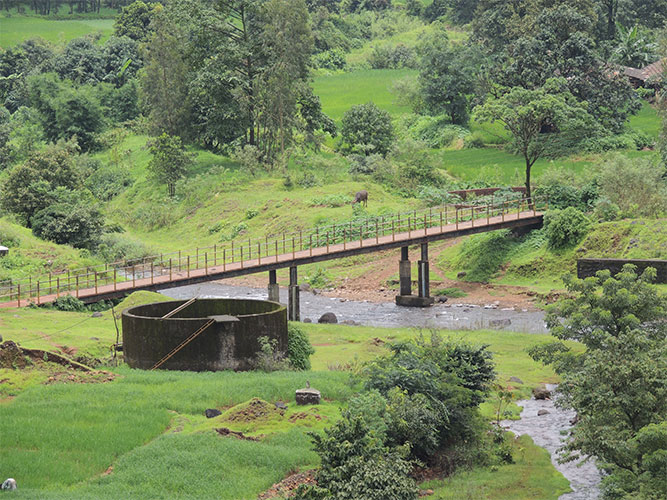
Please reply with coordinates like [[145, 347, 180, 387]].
[[146, 133, 194, 197], [530, 266, 667, 499], [474, 78, 594, 202]]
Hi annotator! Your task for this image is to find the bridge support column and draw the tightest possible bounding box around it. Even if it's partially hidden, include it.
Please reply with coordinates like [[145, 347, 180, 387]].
[[396, 244, 434, 307], [268, 269, 280, 303], [288, 266, 300, 322]]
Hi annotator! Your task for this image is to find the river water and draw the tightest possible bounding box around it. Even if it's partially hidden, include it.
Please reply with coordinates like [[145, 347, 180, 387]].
[[161, 281, 600, 499]]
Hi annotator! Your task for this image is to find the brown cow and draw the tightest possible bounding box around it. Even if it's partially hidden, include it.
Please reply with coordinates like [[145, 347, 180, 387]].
[[353, 190, 368, 207]]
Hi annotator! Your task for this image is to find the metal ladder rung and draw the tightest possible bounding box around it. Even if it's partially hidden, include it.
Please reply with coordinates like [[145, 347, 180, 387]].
[[161, 297, 197, 319], [151, 318, 215, 370]]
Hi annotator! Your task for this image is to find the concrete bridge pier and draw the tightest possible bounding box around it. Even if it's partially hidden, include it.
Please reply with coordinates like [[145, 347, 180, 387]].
[[288, 266, 300, 321], [395, 244, 434, 307], [268, 269, 280, 303]]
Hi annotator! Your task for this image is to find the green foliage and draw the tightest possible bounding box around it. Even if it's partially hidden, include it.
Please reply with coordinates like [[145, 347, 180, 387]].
[[453, 230, 514, 282], [96, 233, 154, 263], [31, 197, 105, 249], [544, 208, 591, 249], [287, 323, 315, 370], [597, 155, 667, 218], [0, 141, 82, 225], [313, 48, 347, 70], [85, 165, 133, 201], [340, 102, 394, 156], [308, 194, 350, 207], [51, 294, 86, 312], [295, 415, 418, 500], [146, 133, 194, 197], [416, 186, 461, 207], [368, 43, 417, 69], [434, 287, 467, 298], [305, 267, 331, 288], [530, 266, 667, 500], [254, 336, 291, 372], [114, 1, 162, 42]]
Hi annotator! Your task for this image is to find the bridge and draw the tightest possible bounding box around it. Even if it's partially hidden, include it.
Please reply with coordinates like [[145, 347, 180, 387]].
[[0, 196, 546, 318]]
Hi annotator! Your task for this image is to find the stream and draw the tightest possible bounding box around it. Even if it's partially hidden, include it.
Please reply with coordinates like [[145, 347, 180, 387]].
[[161, 281, 600, 499]]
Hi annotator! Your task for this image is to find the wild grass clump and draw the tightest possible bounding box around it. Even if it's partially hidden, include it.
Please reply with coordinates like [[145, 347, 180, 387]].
[[452, 230, 514, 282]]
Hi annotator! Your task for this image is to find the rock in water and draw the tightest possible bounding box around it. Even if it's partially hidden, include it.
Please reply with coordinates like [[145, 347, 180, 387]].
[[205, 409, 222, 418], [537, 409, 550, 416], [296, 388, 321, 405], [318, 312, 337, 324], [489, 318, 511, 328], [1, 478, 17, 490], [532, 385, 551, 400]]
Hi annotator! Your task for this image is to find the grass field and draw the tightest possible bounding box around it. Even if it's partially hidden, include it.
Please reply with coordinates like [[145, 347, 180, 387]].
[[0, 15, 114, 47], [629, 101, 662, 138], [0, 291, 572, 499], [313, 68, 415, 122]]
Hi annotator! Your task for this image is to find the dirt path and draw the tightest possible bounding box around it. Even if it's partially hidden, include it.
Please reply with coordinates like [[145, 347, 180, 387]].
[[226, 239, 542, 311]]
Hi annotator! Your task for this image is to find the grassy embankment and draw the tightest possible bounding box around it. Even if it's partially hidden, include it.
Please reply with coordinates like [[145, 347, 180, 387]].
[[0, 13, 114, 47], [1, 291, 573, 499]]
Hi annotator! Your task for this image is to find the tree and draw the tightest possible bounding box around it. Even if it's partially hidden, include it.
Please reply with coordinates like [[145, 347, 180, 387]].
[[611, 24, 658, 67], [0, 106, 11, 169], [114, 0, 162, 42], [417, 25, 481, 124], [139, 10, 192, 139], [530, 265, 666, 499], [32, 195, 104, 249], [146, 133, 194, 197], [101, 36, 142, 87], [340, 102, 394, 156], [54, 37, 104, 85], [473, 78, 595, 202], [0, 141, 82, 225]]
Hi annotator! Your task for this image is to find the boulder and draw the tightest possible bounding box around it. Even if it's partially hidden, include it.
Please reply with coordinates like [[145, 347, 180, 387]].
[[274, 401, 288, 410], [302, 318, 312, 323], [532, 385, 551, 400], [509, 376, 523, 384], [1, 478, 17, 490], [318, 312, 337, 324], [489, 318, 511, 328], [457, 271, 467, 279], [205, 409, 222, 419], [296, 388, 321, 405], [300, 283, 311, 292], [537, 409, 550, 416], [91, 312, 103, 318], [436, 296, 448, 303]]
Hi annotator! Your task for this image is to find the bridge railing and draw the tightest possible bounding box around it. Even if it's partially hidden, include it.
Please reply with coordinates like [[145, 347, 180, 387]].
[[0, 195, 547, 306]]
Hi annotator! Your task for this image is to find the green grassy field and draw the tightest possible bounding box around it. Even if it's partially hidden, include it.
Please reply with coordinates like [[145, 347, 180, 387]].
[[629, 101, 662, 138], [0, 15, 114, 47], [313, 68, 415, 122], [0, 291, 572, 499]]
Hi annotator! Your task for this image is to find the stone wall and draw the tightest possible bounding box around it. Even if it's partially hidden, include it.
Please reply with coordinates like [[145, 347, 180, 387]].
[[122, 298, 287, 371], [577, 258, 667, 283]]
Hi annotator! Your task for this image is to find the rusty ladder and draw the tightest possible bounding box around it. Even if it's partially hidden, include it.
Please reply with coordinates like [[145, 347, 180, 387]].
[[150, 318, 215, 370]]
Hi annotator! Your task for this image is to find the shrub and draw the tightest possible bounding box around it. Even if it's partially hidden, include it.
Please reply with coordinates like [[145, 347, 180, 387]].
[[232, 144, 263, 176], [287, 323, 315, 371], [593, 197, 620, 222], [368, 43, 417, 69], [309, 194, 350, 207], [313, 48, 347, 70], [51, 295, 86, 312], [253, 336, 290, 372], [597, 155, 666, 218], [32, 199, 105, 249], [245, 209, 258, 219], [85, 166, 133, 201], [417, 186, 461, 207], [464, 131, 485, 148], [96, 233, 155, 263], [340, 102, 394, 156], [453, 230, 514, 282], [544, 207, 591, 249], [305, 267, 330, 288], [385, 387, 441, 459]]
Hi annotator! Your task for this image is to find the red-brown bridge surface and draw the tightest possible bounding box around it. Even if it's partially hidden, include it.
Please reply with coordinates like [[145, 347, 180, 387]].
[[0, 198, 545, 308]]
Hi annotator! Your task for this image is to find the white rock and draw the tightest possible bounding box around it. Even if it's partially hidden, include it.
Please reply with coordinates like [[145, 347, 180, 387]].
[[2, 478, 17, 490]]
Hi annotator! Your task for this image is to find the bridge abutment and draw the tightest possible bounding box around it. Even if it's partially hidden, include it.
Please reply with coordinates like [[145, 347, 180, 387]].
[[268, 269, 280, 302], [395, 244, 434, 307], [288, 266, 300, 321]]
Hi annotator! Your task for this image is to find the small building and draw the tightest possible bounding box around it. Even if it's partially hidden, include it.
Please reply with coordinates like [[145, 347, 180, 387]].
[[623, 59, 664, 90], [0, 245, 8, 257]]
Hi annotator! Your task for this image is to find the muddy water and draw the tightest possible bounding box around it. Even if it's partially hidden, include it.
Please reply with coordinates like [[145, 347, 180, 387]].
[[160, 281, 549, 334], [501, 385, 601, 500], [161, 282, 599, 498]]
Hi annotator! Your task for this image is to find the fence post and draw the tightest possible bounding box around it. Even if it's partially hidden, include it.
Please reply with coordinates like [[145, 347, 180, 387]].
[[114, 269, 117, 291], [240, 248, 243, 269], [17, 283, 21, 307], [408, 217, 411, 237], [424, 214, 427, 236], [95, 271, 98, 294], [456, 208, 459, 230], [376, 220, 379, 243], [214, 244, 217, 266], [359, 226, 363, 247], [292, 237, 295, 259], [178, 250, 182, 272], [76, 276, 79, 298], [310, 235, 313, 257], [231, 242, 234, 265], [205, 252, 208, 275], [151, 262, 154, 284], [56, 277, 60, 299], [326, 232, 330, 253], [275, 241, 278, 263], [257, 242, 261, 264], [343, 230, 346, 250], [169, 259, 172, 281], [132, 265, 136, 287], [37, 281, 40, 305], [392, 220, 395, 242], [487, 204, 490, 225]]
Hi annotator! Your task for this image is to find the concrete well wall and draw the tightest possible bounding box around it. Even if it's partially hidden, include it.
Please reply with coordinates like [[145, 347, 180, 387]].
[[122, 298, 287, 371]]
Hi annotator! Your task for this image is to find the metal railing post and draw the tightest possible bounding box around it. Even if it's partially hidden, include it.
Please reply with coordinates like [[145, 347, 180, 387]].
[[37, 281, 40, 305], [114, 269, 117, 291]]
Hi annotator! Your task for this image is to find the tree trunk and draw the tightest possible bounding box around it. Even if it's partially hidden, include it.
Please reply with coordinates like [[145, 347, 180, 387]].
[[525, 157, 533, 210]]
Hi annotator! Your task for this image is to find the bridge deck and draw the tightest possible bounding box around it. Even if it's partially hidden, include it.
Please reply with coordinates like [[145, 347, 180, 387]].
[[0, 210, 542, 308]]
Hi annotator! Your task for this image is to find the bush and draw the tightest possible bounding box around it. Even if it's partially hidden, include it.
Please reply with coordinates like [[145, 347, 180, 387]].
[[340, 102, 394, 156], [453, 230, 514, 282], [313, 49, 347, 70], [309, 194, 350, 207], [287, 323, 315, 371], [368, 43, 417, 69], [417, 186, 461, 207], [85, 166, 133, 201], [253, 336, 290, 372], [31, 199, 105, 249], [51, 295, 86, 312], [544, 207, 591, 249], [593, 197, 620, 222], [597, 155, 666, 218], [464, 131, 485, 148], [96, 233, 155, 263]]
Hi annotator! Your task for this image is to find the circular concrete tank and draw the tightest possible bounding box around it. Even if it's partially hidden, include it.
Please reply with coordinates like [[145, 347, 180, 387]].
[[122, 298, 287, 371]]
